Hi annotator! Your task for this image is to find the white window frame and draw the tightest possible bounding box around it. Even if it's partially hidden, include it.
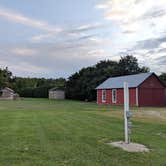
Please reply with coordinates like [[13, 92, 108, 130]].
[[112, 89, 117, 103], [136, 88, 139, 106], [102, 90, 106, 103]]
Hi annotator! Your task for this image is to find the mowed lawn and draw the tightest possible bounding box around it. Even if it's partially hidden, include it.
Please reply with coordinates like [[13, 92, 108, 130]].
[[0, 99, 165, 166]]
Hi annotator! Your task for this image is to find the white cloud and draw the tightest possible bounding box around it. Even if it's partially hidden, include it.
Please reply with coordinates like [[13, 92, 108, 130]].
[[30, 33, 55, 42], [96, 0, 166, 35], [88, 37, 103, 43], [11, 62, 48, 74], [0, 36, 108, 77], [160, 42, 166, 48], [95, 0, 166, 75], [0, 8, 62, 33], [29, 22, 103, 43], [0, 59, 48, 77], [95, 1, 112, 9], [87, 49, 105, 56], [11, 48, 38, 56], [0, 2, 165, 77], [76, 22, 102, 31]]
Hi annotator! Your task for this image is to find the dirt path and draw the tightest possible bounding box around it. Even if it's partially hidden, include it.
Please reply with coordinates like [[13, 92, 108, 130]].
[[91, 108, 166, 124], [132, 109, 166, 122]]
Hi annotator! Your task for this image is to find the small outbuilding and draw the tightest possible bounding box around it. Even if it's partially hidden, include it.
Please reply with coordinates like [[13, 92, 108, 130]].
[[96, 73, 166, 107], [0, 87, 19, 100], [49, 87, 65, 100]]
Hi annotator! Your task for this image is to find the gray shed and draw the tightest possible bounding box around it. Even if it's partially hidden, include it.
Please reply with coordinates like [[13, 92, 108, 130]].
[[0, 87, 19, 100], [49, 87, 65, 100]]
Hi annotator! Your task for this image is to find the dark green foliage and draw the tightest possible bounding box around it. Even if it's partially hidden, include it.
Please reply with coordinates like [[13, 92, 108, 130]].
[[0, 67, 13, 88], [0, 55, 159, 100], [0, 68, 66, 98], [159, 73, 166, 86], [19, 87, 34, 97], [116, 55, 150, 76], [66, 55, 149, 101], [66, 61, 119, 101], [33, 86, 49, 98], [19, 86, 52, 98], [16, 78, 66, 98]]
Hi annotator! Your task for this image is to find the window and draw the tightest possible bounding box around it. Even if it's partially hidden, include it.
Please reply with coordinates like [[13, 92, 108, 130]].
[[112, 89, 117, 103], [102, 90, 106, 102]]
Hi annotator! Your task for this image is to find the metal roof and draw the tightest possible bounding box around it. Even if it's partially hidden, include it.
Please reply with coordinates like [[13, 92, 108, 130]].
[[1, 87, 14, 92], [96, 73, 153, 89]]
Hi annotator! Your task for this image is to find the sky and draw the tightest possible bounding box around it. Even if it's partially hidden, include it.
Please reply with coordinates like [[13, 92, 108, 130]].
[[0, 0, 165, 78]]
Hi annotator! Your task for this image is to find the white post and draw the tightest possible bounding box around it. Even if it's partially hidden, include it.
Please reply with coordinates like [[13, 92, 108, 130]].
[[124, 82, 129, 144]]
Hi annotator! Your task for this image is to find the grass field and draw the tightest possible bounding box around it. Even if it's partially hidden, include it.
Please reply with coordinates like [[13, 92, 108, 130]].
[[0, 98, 165, 166]]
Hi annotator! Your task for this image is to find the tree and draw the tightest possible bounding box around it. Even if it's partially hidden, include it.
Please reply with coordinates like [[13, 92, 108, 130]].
[[66, 55, 150, 101], [159, 73, 166, 86], [14, 77, 66, 97], [0, 67, 66, 98], [116, 55, 149, 76], [0, 55, 151, 100], [66, 60, 119, 101], [0, 67, 13, 88]]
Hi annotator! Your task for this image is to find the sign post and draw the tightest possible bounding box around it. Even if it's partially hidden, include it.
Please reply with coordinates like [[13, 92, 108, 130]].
[[124, 82, 132, 144], [109, 82, 149, 152], [124, 82, 129, 143]]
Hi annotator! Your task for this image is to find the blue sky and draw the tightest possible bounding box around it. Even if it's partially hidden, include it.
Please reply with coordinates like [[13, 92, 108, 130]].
[[0, 0, 165, 78]]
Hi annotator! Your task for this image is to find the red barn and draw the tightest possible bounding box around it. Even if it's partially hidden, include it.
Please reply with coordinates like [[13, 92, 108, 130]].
[[96, 73, 166, 107]]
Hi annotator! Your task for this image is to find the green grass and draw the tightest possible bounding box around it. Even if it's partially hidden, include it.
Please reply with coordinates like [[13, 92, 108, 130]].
[[0, 98, 165, 166]]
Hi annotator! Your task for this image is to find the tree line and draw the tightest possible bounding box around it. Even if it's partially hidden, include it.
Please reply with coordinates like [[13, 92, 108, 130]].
[[0, 55, 165, 100], [66, 55, 166, 101], [0, 68, 65, 98], [66, 55, 150, 101]]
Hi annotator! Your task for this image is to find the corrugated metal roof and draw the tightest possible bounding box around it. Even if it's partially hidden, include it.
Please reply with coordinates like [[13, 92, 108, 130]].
[[2, 87, 14, 92], [96, 73, 153, 89]]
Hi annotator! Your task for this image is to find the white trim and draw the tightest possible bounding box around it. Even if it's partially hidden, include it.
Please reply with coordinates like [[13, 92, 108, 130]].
[[112, 89, 117, 103], [97, 90, 98, 104], [136, 88, 139, 106], [102, 90, 106, 103]]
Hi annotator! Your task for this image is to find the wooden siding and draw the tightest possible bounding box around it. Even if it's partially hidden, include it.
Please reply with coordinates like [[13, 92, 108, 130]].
[[138, 75, 166, 106], [49, 90, 65, 100], [97, 88, 137, 106]]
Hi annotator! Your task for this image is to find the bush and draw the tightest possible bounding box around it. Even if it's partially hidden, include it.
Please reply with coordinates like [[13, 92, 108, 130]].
[[19, 86, 52, 98], [19, 87, 34, 97]]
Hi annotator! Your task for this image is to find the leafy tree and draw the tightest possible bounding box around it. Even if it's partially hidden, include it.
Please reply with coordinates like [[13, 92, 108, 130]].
[[66, 60, 119, 101], [159, 73, 166, 86], [0, 55, 151, 100], [0, 67, 66, 98], [19, 87, 34, 97], [66, 55, 150, 101], [15, 77, 66, 97], [0, 67, 13, 88], [116, 55, 149, 75]]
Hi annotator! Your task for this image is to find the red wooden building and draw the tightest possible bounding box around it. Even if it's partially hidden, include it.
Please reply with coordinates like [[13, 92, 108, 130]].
[[96, 73, 166, 106]]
